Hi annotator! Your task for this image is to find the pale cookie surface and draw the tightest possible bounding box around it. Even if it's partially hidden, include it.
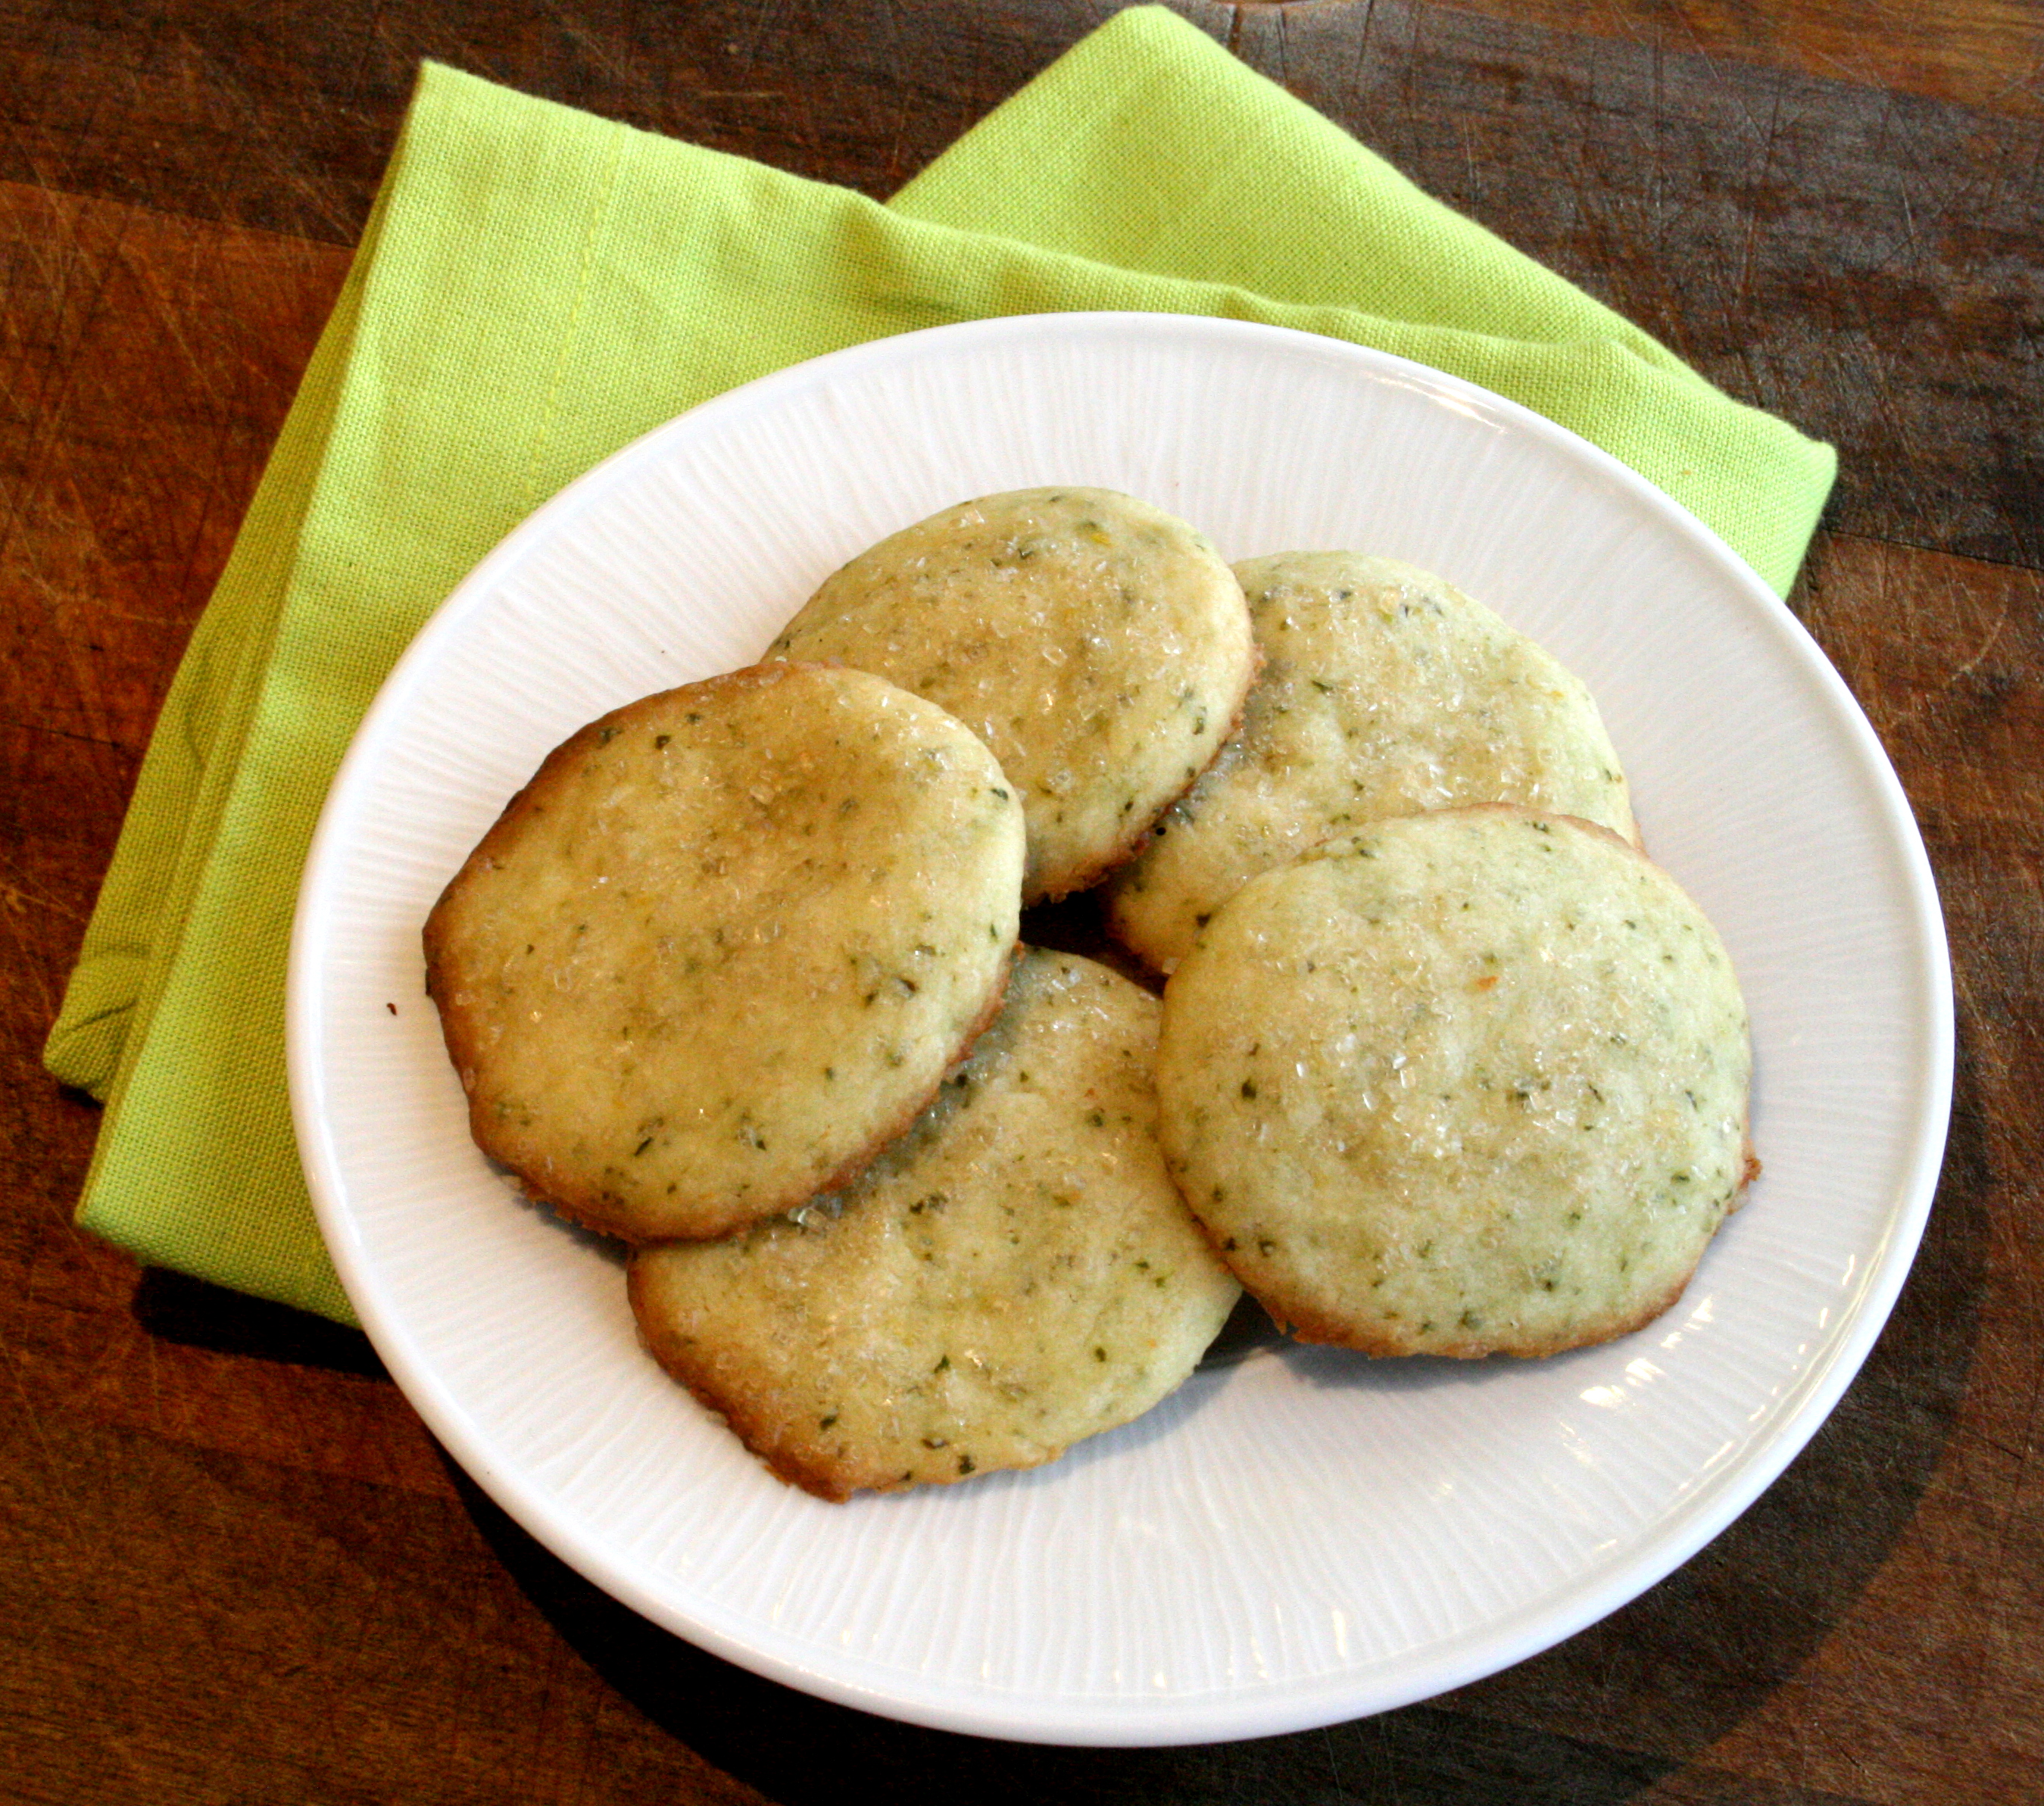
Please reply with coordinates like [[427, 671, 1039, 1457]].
[[1108, 553, 1637, 972], [768, 488, 1256, 903], [629, 949, 1241, 1500], [423, 661, 1025, 1243], [1155, 809, 1752, 1358]]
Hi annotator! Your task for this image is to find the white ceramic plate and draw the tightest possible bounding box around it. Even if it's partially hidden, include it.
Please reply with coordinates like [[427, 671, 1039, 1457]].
[[290, 313, 1951, 1746]]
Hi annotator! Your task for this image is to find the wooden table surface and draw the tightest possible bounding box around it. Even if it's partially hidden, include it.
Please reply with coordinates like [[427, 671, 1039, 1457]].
[[5, 2, 2039, 1800]]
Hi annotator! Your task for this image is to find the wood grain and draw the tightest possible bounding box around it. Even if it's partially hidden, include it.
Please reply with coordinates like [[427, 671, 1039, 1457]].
[[2, 3, 2039, 1802], [1414, 0, 2044, 120], [6, 2, 2036, 572], [1249, 0, 2044, 568], [0, 182, 348, 752]]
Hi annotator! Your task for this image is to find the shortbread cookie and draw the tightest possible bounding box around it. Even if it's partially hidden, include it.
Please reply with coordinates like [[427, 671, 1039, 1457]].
[[769, 488, 1256, 903], [424, 661, 1025, 1243], [1108, 553, 1637, 972], [629, 949, 1241, 1499], [1155, 808, 1752, 1358]]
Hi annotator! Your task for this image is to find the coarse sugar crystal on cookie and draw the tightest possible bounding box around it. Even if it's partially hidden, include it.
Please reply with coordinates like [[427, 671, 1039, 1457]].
[[629, 948, 1242, 1500], [1153, 807, 1752, 1359], [1108, 553, 1637, 972], [768, 488, 1256, 904], [423, 660, 1025, 1244]]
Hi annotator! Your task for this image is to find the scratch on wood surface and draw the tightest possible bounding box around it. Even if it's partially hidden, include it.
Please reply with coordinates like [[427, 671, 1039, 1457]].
[[1896, 176, 1924, 270], [145, 1319, 169, 1438], [1402, 0, 1427, 131], [730, 0, 784, 77], [1, 187, 110, 530], [1944, 603, 2013, 689], [1647, 35, 1665, 231], [0, 877, 86, 926], [556, 15, 657, 113], [1979, 882, 2044, 1608], [879, 0, 910, 188], [349, 0, 389, 96], [1984, 50, 2044, 114], [1652, 0, 1714, 79], [1319, 1723, 1350, 1795], [0, 876, 76, 1024], [1, 1337, 78, 1512], [1345, 0, 1378, 108], [1733, 80, 1784, 312], [2, 176, 347, 763], [2, 199, 140, 742], [130, 232, 232, 414], [0, 715, 145, 756]]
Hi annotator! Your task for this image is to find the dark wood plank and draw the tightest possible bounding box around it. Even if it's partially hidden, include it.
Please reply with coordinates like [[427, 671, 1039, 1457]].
[[5, 2, 2036, 570], [0, 180, 347, 753], [1247, 1, 2044, 569], [0, 1, 1231, 241], [0, 1411, 777, 1805], [1419, 0, 2044, 120]]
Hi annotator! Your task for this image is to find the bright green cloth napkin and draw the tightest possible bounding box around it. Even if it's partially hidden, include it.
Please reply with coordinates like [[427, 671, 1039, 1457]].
[[45, 5, 1835, 1326]]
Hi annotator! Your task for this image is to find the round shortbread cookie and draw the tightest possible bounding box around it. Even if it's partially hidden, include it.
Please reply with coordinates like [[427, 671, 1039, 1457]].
[[1155, 808, 1752, 1358], [1107, 553, 1637, 972], [423, 661, 1025, 1243], [767, 488, 1256, 904], [629, 948, 1242, 1500]]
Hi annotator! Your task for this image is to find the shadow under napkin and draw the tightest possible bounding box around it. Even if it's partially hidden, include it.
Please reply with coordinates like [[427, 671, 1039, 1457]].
[[132, 1267, 386, 1378]]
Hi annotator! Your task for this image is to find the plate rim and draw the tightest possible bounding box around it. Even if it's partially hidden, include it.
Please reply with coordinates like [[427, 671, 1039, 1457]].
[[289, 310, 1954, 1745]]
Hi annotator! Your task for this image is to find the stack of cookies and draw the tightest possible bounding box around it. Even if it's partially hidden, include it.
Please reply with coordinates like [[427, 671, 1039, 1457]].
[[424, 487, 1753, 1502]]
